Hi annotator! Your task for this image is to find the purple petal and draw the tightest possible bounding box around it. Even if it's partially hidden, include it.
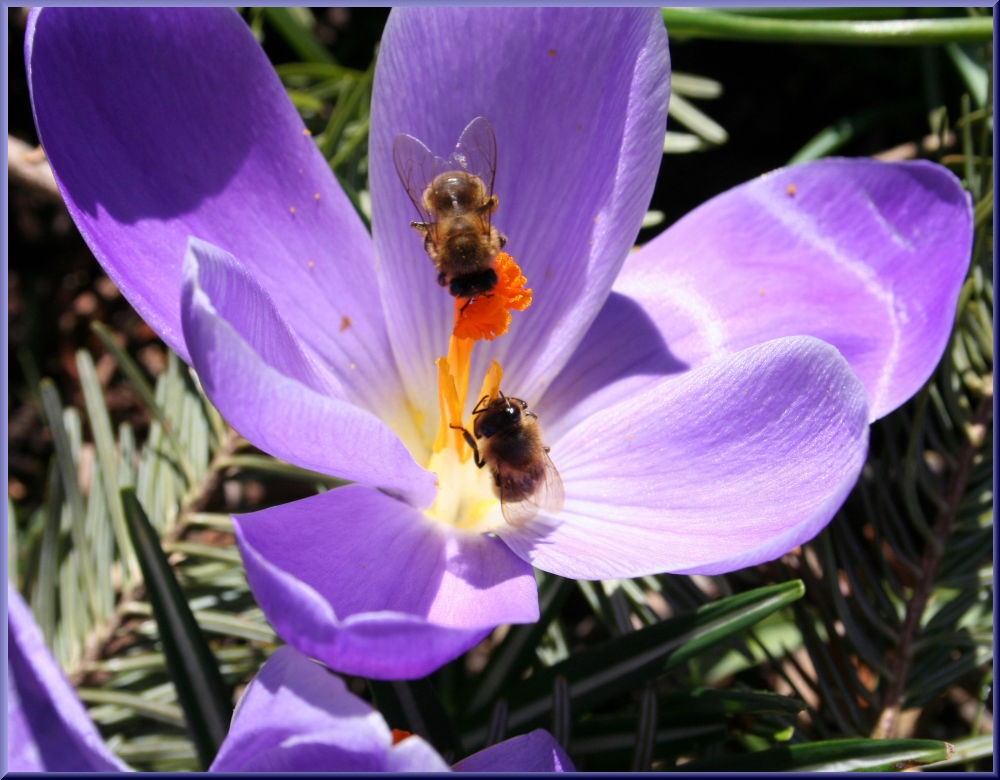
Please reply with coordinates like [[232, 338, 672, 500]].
[[7, 583, 130, 772], [453, 730, 575, 773], [535, 291, 690, 444], [370, 8, 669, 428], [609, 159, 972, 421], [181, 239, 434, 507], [26, 8, 398, 408], [211, 646, 449, 772], [234, 485, 539, 679], [499, 337, 869, 579]]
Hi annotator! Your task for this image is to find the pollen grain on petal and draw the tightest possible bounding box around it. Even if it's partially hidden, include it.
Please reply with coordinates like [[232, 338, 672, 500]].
[[452, 252, 533, 341]]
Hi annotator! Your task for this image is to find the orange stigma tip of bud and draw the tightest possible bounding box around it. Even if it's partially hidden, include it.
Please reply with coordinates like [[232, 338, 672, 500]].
[[452, 252, 533, 342], [391, 729, 412, 745]]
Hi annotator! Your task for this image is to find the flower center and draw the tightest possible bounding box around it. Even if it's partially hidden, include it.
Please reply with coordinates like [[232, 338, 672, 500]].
[[422, 253, 532, 532]]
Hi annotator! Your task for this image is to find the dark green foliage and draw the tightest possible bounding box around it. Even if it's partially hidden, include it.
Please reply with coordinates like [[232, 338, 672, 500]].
[[121, 489, 232, 768]]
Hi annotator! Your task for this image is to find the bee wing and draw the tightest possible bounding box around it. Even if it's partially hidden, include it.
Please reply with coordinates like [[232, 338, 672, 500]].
[[499, 452, 565, 529], [392, 131, 447, 225], [451, 116, 498, 200]]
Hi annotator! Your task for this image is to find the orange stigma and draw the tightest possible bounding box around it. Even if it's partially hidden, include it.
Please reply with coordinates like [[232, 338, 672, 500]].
[[452, 252, 533, 341]]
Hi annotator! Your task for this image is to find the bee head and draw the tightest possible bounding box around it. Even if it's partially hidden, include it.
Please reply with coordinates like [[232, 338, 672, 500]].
[[474, 397, 521, 439]]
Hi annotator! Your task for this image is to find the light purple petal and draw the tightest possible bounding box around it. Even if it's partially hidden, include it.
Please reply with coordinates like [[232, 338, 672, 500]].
[[210, 646, 452, 772], [26, 8, 400, 412], [181, 239, 434, 507], [608, 159, 972, 422], [370, 8, 669, 435], [233, 485, 539, 679], [499, 337, 869, 579], [453, 730, 575, 773], [7, 583, 130, 772]]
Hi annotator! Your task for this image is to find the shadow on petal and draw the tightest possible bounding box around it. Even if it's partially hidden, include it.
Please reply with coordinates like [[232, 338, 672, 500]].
[[538, 292, 689, 442], [30, 8, 259, 222]]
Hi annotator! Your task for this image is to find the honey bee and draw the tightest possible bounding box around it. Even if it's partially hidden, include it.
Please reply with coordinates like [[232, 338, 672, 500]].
[[393, 117, 507, 300], [451, 392, 564, 527]]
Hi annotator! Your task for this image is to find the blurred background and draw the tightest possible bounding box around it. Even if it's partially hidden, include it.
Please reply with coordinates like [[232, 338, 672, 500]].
[[7, 7, 993, 772]]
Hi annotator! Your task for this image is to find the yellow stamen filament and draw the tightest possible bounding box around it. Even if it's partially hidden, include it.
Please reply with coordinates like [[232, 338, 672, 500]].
[[424, 254, 533, 530], [478, 359, 504, 406]]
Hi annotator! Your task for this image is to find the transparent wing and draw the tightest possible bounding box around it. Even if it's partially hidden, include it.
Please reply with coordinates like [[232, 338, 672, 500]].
[[499, 452, 565, 528], [451, 116, 498, 200], [392, 132, 445, 225]]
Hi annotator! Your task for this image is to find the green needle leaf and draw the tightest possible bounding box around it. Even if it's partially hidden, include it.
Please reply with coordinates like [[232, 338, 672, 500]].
[[260, 8, 335, 64], [463, 580, 805, 748], [91, 322, 197, 485], [464, 574, 575, 716], [39, 381, 99, 620], [121, 488, 232, 769], [661, 9, 992, 46], [679, 737, 952, 772]]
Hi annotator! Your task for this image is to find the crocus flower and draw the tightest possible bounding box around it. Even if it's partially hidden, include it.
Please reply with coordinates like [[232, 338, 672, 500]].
[[7, 583, 573, 772], [26, 7, 972, 680]]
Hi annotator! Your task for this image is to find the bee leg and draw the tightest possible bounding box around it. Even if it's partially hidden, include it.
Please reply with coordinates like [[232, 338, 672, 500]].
[[437, 272, 447, 287], [526, 412, 538, 420], [543, 446, 551, 453], [410, 221, 429, 234], [472, 394, 490, 416], [480, 195, 500, 215], [498, 233, 507, 249], [459, 296, 474, 313], [450, 424, 486, 469]]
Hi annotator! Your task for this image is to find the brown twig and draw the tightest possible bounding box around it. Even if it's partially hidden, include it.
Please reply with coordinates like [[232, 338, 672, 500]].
[[8, 135, 62, 202], [872, 131, 957, 163], [871, 383, 993, 739]]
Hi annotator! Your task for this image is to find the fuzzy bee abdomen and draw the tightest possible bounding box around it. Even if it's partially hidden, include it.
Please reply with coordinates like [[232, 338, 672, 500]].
[[492, 463, 545, 503]]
